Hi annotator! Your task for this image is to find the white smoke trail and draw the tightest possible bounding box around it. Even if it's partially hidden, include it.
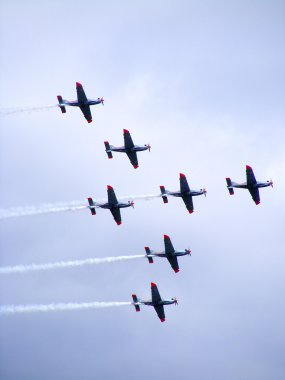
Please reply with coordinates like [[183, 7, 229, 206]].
[[0, 104, 58, 115], [0, 194, 161, 220], [0, 302, 132, 316], [0, 255, 145, 275]]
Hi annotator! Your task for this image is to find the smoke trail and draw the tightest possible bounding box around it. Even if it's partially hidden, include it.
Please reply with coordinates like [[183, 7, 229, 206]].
[[0, 255, 145, 275], [0, 104, 58, 115], [0, 194, 161, 220], [0, 302, 132, 316]]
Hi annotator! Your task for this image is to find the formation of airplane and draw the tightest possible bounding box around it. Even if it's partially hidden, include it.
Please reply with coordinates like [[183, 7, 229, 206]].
[[87, 185, 134, 225], [226, 165, 273, 205], [145, 234, 191, 273], [160, 173, 207, 214], [132, 282, 178, 322], [57, 82, 104, 123], [53, 83, 275, 323], [104, 129, 151, 169]]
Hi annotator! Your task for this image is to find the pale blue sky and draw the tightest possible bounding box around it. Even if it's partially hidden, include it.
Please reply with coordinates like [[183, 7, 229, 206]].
[[0, 1, 285, 379]]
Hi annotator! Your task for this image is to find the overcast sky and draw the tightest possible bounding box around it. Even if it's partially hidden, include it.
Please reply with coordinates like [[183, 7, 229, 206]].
[[0, 1, 285, 379]]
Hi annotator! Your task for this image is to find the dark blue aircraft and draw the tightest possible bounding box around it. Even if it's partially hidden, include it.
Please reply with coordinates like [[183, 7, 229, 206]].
[[132, 282, 178, 322], [160, 173, 207, 214], [226, 165, 273, 205], [87, 185, 134, 225], [145, 234, 191, 273], [57, 82, 104, 123], [104, 129, 151, 169]]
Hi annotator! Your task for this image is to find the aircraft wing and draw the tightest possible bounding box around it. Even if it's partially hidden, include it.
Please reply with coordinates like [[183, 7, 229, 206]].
[[123, 129, 135, 149], [76, 82, 88, 103], [126, 151, 139, 168], [154, 304, 165, 322], [80, 105, 92, 123], [151, 282, 162, 303], [110, 207, 122, 225], [166, 255, 179, 273], [107, 186, 118, 205], [246, 165, 257, 186], [180, 173, 190, 193], [248, 187, 260, 205], [182, 194, 194, 213], [164, 235, 175, 255]]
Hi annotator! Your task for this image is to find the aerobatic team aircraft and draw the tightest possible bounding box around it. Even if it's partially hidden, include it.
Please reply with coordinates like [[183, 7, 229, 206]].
[[145, 234, 191, 273], [226, 165, 273, 205], [57, 82, 104, 123], [160, 173, 207, 214], [132, 282, 178, 322], [104, 129, 151, 169], [87, 185, 134, 225]]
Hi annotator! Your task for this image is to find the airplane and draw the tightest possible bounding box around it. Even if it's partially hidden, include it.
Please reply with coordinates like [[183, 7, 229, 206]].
[[160, 173, 207, 214], [57, 82, 104, 123], [104, 129, 151, 169], [87, 185, 134, 225], [226, 165, 273, 205], [145, 234, 191, 273], [132, 282, 178, 322]]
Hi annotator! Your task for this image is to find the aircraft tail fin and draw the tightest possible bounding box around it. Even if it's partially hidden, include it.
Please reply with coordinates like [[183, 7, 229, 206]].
[[160, 186, 168, 203], [104, 141, 113, 159], [144, 247, 154, 263], [132, 294, 140, 312], [87, 197, 96, 215], [57, 95, 66, 113], [226, 178, 234, 195]]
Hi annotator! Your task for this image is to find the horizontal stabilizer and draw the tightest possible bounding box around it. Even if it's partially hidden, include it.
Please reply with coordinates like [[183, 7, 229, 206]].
[[132, 294, 140, 312], [145, 247, 154, 263], [226, 178, 234, 195], [57, 96, 66, 113], [104, 141, 113, 159], [160, 186, 168, 203], [87, 198, 96, 215]]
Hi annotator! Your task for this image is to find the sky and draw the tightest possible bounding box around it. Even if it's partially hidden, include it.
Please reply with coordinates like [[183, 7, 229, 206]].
[[0, 1, 285, 379]]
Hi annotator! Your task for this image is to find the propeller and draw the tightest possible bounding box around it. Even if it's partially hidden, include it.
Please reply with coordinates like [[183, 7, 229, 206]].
[[200, 188, 207, 197], [185, 248, 192, 256], [172, 297, 178, 306], [269, 179, 273, 188], [145, 144, 151, 152], [129, 200, 135, 208], [100, 97, 104, 105]]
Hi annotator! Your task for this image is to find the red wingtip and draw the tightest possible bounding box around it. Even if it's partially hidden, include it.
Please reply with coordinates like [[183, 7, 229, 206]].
[[116, 221, 122, 225], [188, 210, 194, 214], [133, 165, 139, 169], [255, 201, 260, 205], [160, 318, 165, 322], [174, 268, 180, 273], [87, 119, 92, 123], [151, 282, 157, 288], [107, 185, 113, 190], [246, 165, 252, 170], [76, 82, 82, 87], [180, 173, 186, 178], [164, 234, 170, 239], [123, 129, 129, 134]]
